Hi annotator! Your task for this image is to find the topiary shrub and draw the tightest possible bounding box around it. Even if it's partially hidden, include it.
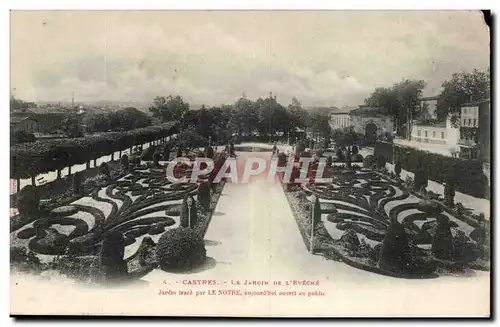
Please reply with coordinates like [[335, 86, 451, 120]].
[[414, 168, 429, 192], [295, 141, 305, 157], [452, 229, 480, 263], [129, 155, 141, 166], [120, 154, 129, 169], [376, 155, 386, 170], [335, 148, 345, 162], [197, 182, 211, 212], [345, 152, 352, 168], [431, 218, 454, 260], [444, 181, 456, 207], [73, 171, 83, 195], [99, 162, 110, 177], [311, 195, 322, 227], [277, 152, 287, 168], [351, 153, 363, 162], [394, 160, 402, 178], [229, 142, 235, 156], [140, 146, 157, 161], [180, 195, 198, 228], [339, 229, 360, 254], [97, 230, 128, 284], [206, 147, 214, 159], [326, 156, 333, 168], [363, 155, 376, 168], [155, 227, 207, 271], [16, 185, 40, 218], [163, 145, 171, 161], [153, 151, 162, 165], [378, 221, 413, 273]]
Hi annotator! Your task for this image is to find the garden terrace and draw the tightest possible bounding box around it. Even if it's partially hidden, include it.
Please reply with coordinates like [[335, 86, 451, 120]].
[[10, 152, 226, 282], [282, 165, 490, 279]]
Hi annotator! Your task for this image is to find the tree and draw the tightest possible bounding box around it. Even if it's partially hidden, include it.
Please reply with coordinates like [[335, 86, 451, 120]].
[[436, 69, 490, 122], [309, 110, 331, 143], [84, 108, 152, 133], [287, 97, 310, 132], [61, 116, 84, 138], [363, 79, 426, 138], [254, 96, 289, 137], [331, 127, 361, 148], [11, 130, 36, 144], [10, 94, 37, 113], [110, 107, 152, 131], [175, 127, 207, 152], [392, 79, 426, 139], [149, 95, 189, 122]]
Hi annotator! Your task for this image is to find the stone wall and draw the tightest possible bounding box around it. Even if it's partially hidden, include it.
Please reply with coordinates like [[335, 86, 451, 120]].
[[350, 115, 394, 136]]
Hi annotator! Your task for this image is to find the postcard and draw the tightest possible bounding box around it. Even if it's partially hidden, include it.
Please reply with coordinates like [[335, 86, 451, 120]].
[[9, 9, 491, 317]]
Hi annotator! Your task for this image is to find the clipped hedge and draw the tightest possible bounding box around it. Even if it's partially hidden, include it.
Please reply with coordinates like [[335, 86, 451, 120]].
[[10, 122, 178, 179], [393, 144, 488, 199], [373, 141, 394, 163]]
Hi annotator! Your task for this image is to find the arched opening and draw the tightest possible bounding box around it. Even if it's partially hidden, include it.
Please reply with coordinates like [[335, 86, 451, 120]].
[[365, 122, 378, 145]]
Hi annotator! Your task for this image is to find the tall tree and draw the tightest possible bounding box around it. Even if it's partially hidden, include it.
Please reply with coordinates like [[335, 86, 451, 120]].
[[363, 79, 426, 138], [287, 97, 310, 132], [309, 110, 331, 142], [436, 69, 490, 122], [231, 97, 259, 135], [149, 95, 189, 122], [392, 79, 427, 139]]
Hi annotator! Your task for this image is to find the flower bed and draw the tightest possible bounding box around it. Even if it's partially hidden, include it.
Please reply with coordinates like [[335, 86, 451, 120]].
[[10, 151, 226, 285], [281, 165, 490, 279]]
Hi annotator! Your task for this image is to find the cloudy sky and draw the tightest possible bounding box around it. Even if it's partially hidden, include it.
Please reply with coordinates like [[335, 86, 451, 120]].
[[10, 10, 490, 107]]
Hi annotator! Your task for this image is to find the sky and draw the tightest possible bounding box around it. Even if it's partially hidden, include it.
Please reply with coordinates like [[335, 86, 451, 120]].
[[10, 10, 490, 108]]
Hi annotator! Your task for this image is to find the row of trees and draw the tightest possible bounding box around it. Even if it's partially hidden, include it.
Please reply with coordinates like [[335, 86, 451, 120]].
[[363, 68, 490, 137], [83, 107, 154, 134], [148, 95, 332, 144], [10, 122, 178, 180]]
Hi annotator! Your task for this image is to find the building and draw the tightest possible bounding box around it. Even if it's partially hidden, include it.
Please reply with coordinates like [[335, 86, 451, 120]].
[[329, 110, 352, 130], [10, 116, 39, 133], [410, 116, 460, 154], [458, 99, 490, 161], [349, 105, 394, 144], [10, 112, 69, 134]]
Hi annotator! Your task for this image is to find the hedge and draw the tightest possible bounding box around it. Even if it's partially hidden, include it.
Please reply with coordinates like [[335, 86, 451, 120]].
[[10, 122, 178, 179], [391, 143, 488, 199], [373, 141, 394, 163]]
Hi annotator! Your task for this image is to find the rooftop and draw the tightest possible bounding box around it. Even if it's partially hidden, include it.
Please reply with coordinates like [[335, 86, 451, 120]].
[[10, 116, 36, 124], [421, 96, 439, 101], [413, 119, 446, 128], [349, 106, 390, 118], [461, 98, 491, 107]]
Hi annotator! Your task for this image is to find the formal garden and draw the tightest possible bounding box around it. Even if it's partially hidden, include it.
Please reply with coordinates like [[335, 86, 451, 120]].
[[10, 123, 230, 286], [280, 140, 490, 279]]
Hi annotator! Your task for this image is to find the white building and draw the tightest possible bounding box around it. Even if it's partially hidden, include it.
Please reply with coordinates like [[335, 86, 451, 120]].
[[329, 111, 351, 130], [409, 115, 460, 155]]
